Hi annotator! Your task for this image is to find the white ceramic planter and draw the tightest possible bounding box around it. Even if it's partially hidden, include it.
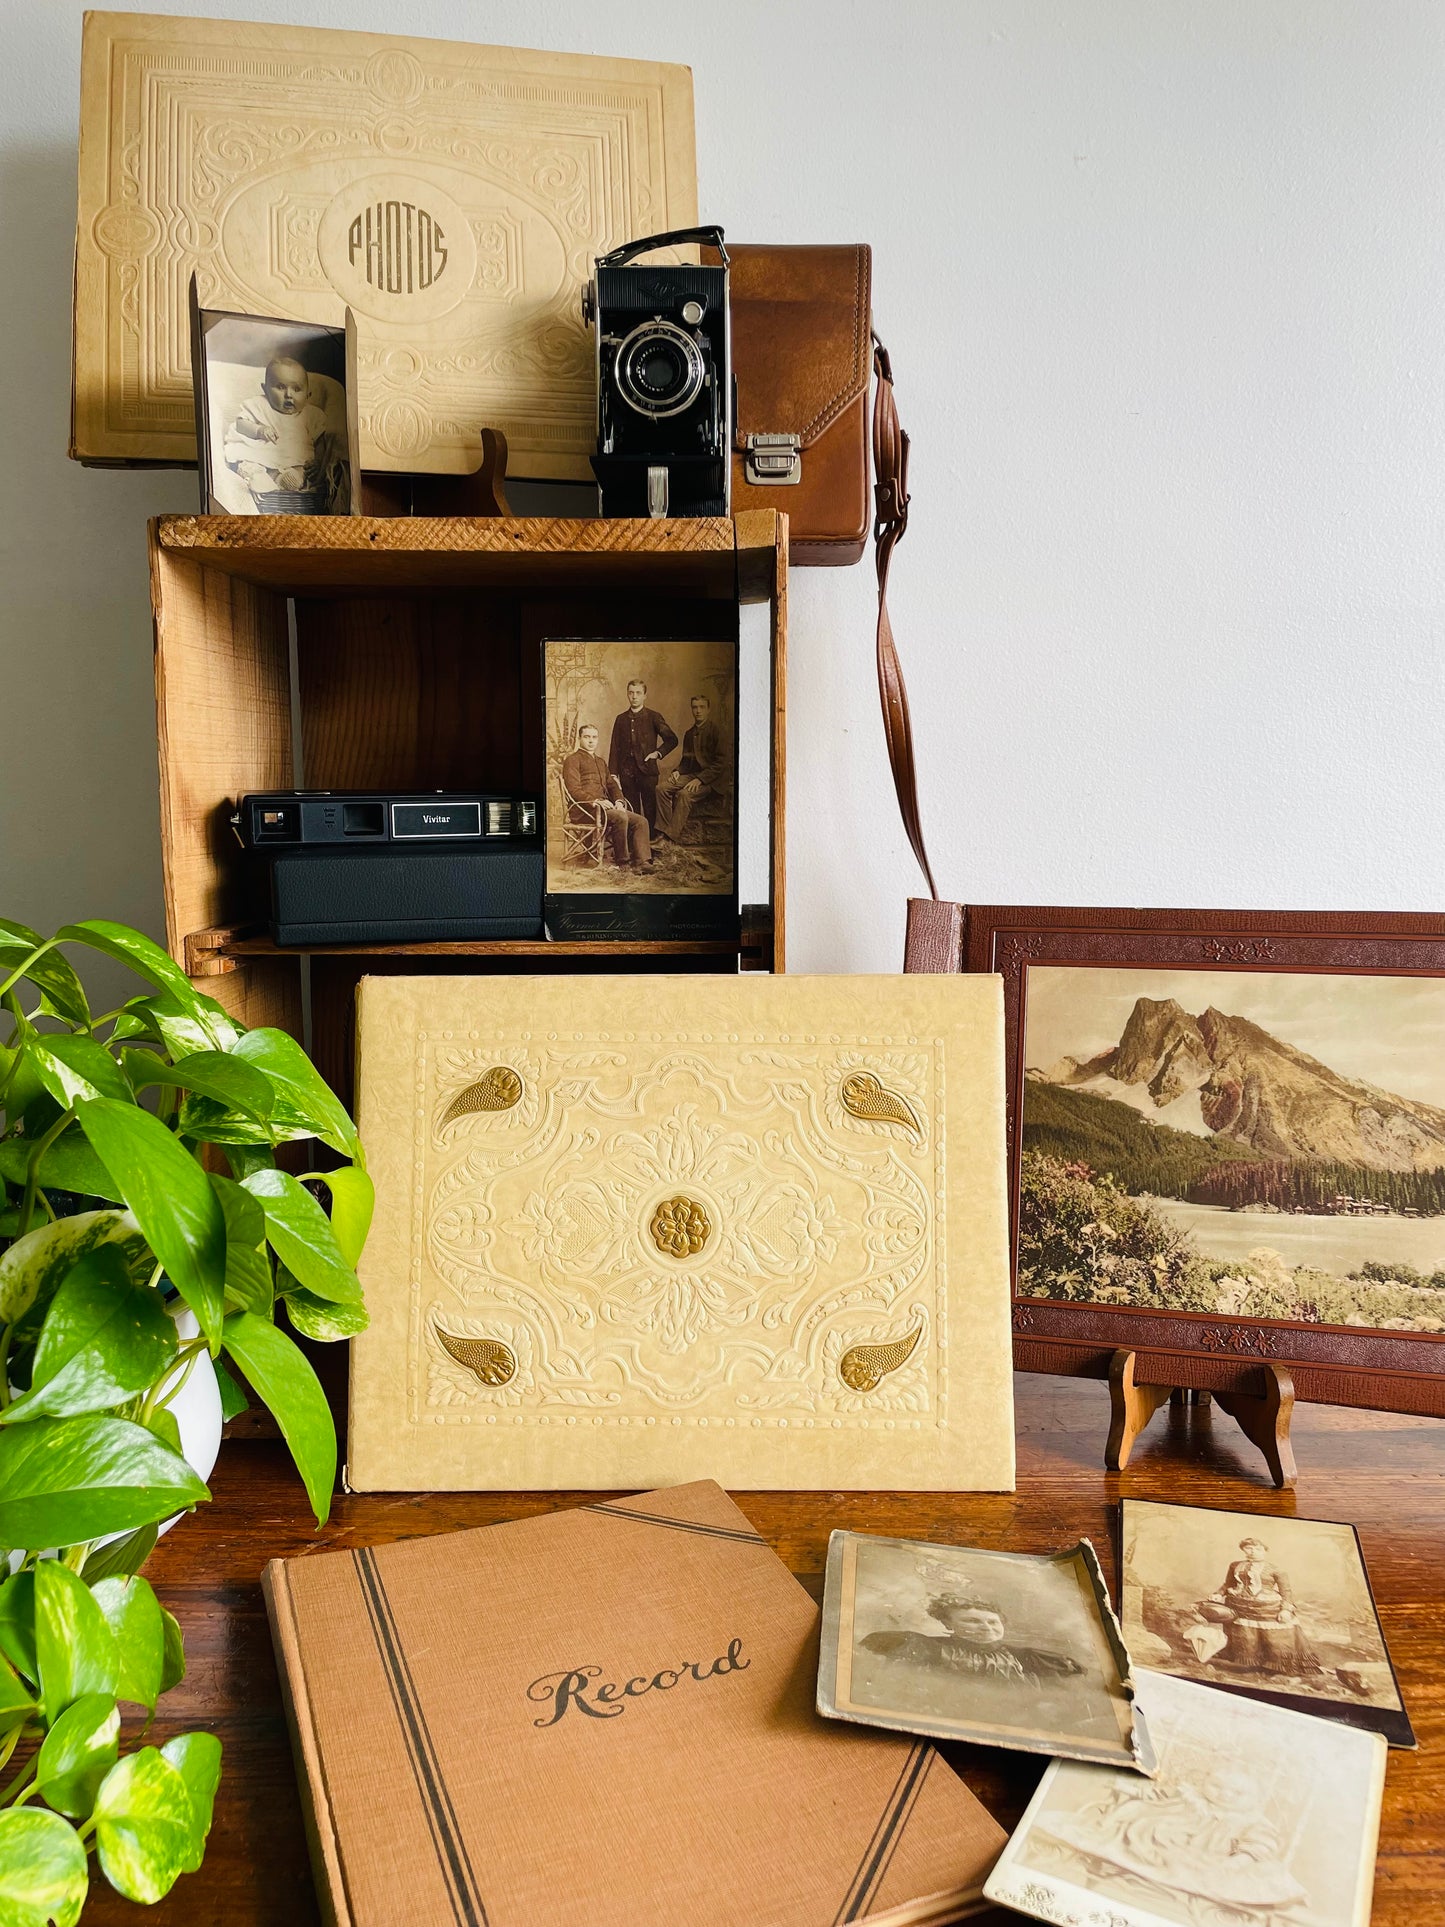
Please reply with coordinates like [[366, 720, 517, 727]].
[[156, 1302, 223, 1532]]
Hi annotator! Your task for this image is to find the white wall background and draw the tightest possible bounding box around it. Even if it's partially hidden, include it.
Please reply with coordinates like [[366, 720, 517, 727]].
[[2, 1, 1443, 973]]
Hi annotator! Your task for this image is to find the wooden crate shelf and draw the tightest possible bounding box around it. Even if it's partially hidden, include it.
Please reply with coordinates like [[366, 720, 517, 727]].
[[149, 512, 787, 1099], [183, 922, 772, 972]]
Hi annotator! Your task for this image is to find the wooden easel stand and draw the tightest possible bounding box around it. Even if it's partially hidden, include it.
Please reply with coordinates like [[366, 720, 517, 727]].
[[1106, 1348, 1297, 1488]]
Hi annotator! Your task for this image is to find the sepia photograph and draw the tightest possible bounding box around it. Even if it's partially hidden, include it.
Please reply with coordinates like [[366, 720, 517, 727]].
[[985, 1668, 1386, 1927], [1120, 1499, 1414, 1748], [191, 288, 356, 515], [817, 1530, 1151, 1770], [1019, 963, 1445, 1336], [543, 638, 737, 927]]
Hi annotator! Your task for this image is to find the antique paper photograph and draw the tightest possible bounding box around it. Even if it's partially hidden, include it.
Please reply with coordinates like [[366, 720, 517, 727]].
[[544, 638, 737, 898], [1120, 1499, 1414, 1748], [192, 302, 355, 515], [818, 1531, 1150, 1769], [984, 1668, 1386, 1927], [1019, 963, 1445, 1334]]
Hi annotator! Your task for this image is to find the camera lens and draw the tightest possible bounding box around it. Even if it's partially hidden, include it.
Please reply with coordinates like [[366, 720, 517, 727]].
[[615, 320, 706, 419]]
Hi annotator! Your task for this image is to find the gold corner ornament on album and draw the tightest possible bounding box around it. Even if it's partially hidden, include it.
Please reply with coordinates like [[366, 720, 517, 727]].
[[348, 973, 1016, 1492]]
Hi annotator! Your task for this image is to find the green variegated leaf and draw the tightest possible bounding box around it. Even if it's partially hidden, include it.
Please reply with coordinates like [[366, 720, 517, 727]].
[[0, 1806, 88, 1927], [36, 1692, 119, 1819], [0, 1573, 36, 1685], [93, 1747, 197, 1904], [0, 1416, 209, 1552], [55, 925, 229, 1048], [34, 1561, 118, 1724], [0, 920, 90, 1030], [281, 1288, 369, 1343], [160, 1733, 221, 1872], [113, 992, 239, 1060], [222, 1143, 275, 1181], [0, 1129, 123, 1203], [212, 1358, 250, 1422], [0, 1211, 144, 1327], [209, 1173, 273, 1316], [27, 1034, 131, 1109], [305, 1166, 374, 1268], [80, 1522, 159, 1585], [72, 1099, 225, 1347], [142, 1405, 183, 1458], [159, 1608, 185, 1695], [90, 1576, 164, 1715], [222, 1313, 336, 1526], [124, 1049, 274, 1119], [230, 1029, 361, 1163], [241, 1170, 361, 1305], [1, 1248, 176, 1423], [0, 1649, 37, 1736]]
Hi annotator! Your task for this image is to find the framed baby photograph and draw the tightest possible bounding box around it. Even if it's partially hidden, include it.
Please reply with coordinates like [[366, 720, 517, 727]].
[[190, 280, 360, 515], [1119, 1498, 1414, 1748], [543, 636, 739, 942], [984, 1668, 1386, 1927], [963, 904, 1445, 1415], [817, 1530, 1153, 1771]]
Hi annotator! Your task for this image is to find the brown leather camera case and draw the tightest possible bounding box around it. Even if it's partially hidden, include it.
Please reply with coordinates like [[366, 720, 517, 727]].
[[729, 243, 873, 566]]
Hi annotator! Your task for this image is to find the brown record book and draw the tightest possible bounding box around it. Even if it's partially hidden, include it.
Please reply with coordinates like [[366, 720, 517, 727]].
[[264, 1481, 1005, 1927]]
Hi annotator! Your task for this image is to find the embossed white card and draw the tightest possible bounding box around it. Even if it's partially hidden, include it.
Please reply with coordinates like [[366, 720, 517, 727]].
[[348, 974, 1015, 1492], [75, 13, 696, 474]]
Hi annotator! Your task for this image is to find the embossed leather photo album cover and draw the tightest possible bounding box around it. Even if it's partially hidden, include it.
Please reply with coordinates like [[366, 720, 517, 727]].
[[75, 12, 697, 474], [349, 972, 1015, 1491], [265, 1482, 1006, 1926]]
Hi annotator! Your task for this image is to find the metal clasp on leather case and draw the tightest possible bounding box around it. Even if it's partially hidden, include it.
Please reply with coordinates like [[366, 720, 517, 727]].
[[744, 433, 802, 484]]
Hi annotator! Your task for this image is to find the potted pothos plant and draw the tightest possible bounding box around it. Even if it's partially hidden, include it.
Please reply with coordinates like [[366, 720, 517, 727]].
[[0, 917, 370, 1919]]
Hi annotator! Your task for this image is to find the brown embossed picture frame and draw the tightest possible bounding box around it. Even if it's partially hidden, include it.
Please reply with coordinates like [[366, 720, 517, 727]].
[[963, 906, 1445, 1415]]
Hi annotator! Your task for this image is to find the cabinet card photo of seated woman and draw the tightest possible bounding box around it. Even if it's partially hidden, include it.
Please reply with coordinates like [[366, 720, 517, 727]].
[[1119, 1498, 1414, 1747]]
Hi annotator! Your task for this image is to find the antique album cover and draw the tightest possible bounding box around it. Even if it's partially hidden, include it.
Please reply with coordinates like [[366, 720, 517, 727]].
[[1120, 1498, 1415, 1748], [349, 972, 1015, 1491], [265, 1481, 1007, 1926], [819, 1532, 1152, 1771], [983, 1668, 1386, 1927], [544, 638, 739, 942], [75, 13, 697, 474]]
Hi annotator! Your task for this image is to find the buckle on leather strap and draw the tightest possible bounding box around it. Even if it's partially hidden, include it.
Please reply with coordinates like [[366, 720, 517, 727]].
[[744, 434, 802, 485]]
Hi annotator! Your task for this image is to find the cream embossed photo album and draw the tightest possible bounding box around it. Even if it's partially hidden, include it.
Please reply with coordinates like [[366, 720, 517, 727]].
[[348, 973, 1015, 1491], [74, 12, 697, 475]]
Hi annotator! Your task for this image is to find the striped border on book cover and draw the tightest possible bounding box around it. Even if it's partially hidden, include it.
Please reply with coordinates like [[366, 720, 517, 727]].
[[353, 1547, 491, 1927], [833, 1740, 936, 1924]]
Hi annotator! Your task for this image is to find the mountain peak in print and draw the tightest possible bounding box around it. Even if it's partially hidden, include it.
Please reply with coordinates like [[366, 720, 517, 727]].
[[1039, 995, 1445, 1171]]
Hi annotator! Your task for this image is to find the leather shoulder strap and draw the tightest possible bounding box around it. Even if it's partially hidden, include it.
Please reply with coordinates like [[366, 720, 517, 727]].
[[871, 335, 935, 899], [871, 334, 964, 970]]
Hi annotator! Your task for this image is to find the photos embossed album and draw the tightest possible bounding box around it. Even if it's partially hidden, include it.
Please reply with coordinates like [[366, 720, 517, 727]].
[[265, 1482, 1006, 1926], [348, 973, 1015, 1491]]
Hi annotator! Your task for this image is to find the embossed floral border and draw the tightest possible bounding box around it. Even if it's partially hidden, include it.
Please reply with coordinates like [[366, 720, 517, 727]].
[[963, 905, 1445, 1416]]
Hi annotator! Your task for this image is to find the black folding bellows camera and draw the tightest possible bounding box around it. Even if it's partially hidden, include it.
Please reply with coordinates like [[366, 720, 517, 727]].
[[582, 224, 732, 519]]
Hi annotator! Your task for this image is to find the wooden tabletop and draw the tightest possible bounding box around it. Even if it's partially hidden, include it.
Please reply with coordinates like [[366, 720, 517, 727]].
[[81, 1374, 1444, 1924]]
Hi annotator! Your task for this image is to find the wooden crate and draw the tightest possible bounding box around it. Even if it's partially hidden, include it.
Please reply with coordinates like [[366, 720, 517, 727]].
[[148, 512, 787, 1100]]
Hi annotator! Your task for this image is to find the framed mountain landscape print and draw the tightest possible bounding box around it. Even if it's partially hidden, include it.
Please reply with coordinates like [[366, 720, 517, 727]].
[[963, 907, 1445, 1415]]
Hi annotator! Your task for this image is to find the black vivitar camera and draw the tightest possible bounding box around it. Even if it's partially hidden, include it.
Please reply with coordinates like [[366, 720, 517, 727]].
[[232, 791, 543, 945], [583, 224, 731, 519]]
